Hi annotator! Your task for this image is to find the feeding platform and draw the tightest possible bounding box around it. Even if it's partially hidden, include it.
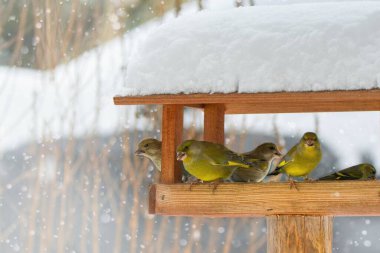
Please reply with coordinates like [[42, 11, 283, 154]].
[[115, 90, 380, 252], [114, 90, 380, 252], [150, 181, 380, 217]]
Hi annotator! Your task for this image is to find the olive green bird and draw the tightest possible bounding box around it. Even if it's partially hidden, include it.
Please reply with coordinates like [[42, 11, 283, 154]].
[[318, 163, 376, 181], [268, 132, 322, 187], [135, 138, 196, 182], [176, 140, 253, 182], [231, 143, 282, 183], [135, 138, 162, 171]]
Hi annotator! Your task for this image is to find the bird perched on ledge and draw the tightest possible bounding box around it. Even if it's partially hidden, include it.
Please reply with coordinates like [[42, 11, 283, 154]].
[[135, 138, 162, 171], [318, 163, 376, 181], [176, 140, 253, 185], [231, 143, 282, 183], [135, 138, 196, 182], [268, 132, 322, 189]]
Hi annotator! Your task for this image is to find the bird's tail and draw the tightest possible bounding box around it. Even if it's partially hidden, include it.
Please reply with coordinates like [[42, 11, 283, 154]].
[[267, 168, 281, 176], [318, 172, 355, 181], [318, 173, 340, 180]]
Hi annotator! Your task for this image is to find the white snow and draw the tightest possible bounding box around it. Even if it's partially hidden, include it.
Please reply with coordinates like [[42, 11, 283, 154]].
[[124, 1, 380, 95], [0, 36, 136, 151]]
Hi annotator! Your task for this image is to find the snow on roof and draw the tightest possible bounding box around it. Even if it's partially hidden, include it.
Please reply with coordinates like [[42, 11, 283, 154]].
[[124, 1, 380, 95]]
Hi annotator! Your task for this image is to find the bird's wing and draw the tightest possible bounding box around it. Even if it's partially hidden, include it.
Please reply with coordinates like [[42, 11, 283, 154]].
[[276, 145, 297, 169], [203, 152, 250, 168], [319, 168, 363, 180], [230, 163, 267, 182], [203, 144, 252, 168], [267, 146, 296, 176], [224, 149, 260, 168], [276, 158, 293, 168]]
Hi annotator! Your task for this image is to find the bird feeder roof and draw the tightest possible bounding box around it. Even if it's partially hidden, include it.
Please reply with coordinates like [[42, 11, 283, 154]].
[[121, 1, 380, 96]]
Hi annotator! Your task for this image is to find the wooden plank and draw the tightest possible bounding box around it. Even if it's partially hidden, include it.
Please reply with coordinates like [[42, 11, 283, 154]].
[[203, 104, 225, 144], [113, 89, 380, 113], [161, 105, 183, 184], [224, 100, 380, 114], [150, 181, 380, 216], [267, 215, 332, 253]]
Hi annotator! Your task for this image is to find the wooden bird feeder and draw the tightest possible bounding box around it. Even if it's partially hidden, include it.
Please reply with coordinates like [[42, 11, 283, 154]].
[[114, 89, 380, 253]]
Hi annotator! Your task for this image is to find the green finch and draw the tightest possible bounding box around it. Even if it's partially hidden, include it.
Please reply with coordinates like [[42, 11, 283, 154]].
[[231, 143, 282, 183], [268, 132, 322, 188], [135, 138, 162, 171], [135, 138, 196, 182], [176, 140, 252, 183], [318, 163, 376, 180]]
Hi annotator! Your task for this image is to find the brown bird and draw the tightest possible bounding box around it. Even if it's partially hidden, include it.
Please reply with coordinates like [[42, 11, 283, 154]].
[[135, 138, 162, 171], [231, 143, 282, 183]]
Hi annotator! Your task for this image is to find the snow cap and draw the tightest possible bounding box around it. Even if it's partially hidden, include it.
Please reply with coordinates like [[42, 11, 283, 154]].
[[124, 2, 380, 95]]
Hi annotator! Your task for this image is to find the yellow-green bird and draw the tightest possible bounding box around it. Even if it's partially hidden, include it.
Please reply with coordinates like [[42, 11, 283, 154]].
[[176, 140, 252, 182], [318, 163, 376, 180], [268, 132, 322, 186], [231, 143, 282, 183], [135, 138, 162, 171]]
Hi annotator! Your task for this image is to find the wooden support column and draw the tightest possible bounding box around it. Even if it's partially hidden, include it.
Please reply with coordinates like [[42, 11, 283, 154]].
[[161, 105, 183, 184], [203, 104, 225, 144], [267, 215, 333, 253]]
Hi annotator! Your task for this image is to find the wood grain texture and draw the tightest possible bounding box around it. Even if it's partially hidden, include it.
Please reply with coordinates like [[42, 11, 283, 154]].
[[267, 215, 332, 253], [150, 181, 380, 217], [224, 100, 380, 114], [203, 104, 225, 144], [148, 184, 156, 214], [114, 89, 380, 114], [160, 105, 183, 184]]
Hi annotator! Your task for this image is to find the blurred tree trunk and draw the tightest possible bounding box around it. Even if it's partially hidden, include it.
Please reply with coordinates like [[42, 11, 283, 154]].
[[235, 0, 243, 7], [198, 0, 203, 10], [175, 0, 182, 16]]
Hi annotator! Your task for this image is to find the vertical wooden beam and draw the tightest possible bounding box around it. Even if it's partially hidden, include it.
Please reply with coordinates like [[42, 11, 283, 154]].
[[267, 215, 332, 253], [161, 105, 183, 184], [148, 184, 156, 214], [204, 104, 225, 144]]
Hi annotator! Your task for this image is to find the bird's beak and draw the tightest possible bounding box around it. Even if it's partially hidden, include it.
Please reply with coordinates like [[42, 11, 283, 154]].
[[306, 139, 315, 147], [176, 152, 187, 161], [274, 150, 282, 157], [135, 149, 144, 156]]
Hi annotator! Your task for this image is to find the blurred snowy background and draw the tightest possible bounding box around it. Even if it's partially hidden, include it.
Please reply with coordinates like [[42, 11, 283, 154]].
[[0, 0, 380, 252]]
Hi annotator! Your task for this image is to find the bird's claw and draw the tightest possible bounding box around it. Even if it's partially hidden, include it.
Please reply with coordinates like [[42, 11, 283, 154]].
[[209, 182, 219, 193], [289, 180, 299, 191], [188, 179, 202, 191], [208, 179, 223, 193], [304, 177, 314, 182]]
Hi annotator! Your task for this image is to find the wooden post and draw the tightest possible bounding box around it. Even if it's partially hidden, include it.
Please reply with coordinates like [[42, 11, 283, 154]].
[[161, 105, 183, 184], [267, 215, 332, 253], [204, 104, 225, 144]]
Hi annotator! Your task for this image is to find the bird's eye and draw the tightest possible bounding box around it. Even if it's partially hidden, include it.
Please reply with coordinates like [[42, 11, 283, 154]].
[[270, 146, 275, 151], [144, 144, 149, 148]]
